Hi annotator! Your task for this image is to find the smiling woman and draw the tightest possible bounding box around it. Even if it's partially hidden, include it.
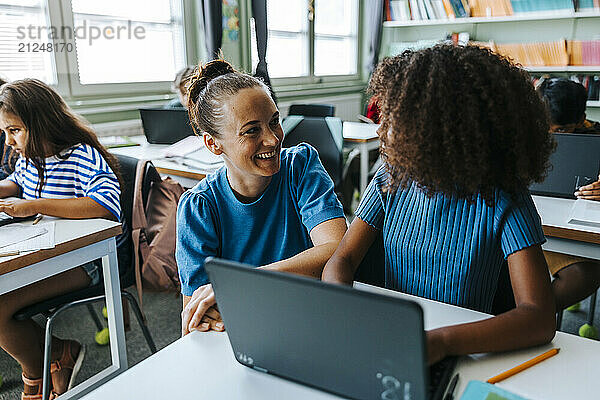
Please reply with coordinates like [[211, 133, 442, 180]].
[[176, 59, 347, 336]]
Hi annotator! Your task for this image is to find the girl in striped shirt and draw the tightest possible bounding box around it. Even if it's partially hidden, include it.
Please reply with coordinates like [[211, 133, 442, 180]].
[[323, 45, 557, 365], [0, 79, 122, 399]]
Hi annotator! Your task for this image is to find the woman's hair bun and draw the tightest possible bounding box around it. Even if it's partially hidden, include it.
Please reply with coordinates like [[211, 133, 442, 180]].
[[187, 59, 236, 107]]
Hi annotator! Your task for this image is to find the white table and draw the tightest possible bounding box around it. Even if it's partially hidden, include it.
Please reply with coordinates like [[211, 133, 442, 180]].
[[81, 283, 600, 400], [109, 136, 223, 188], [342, 122, 380, 194], [0, 218, 126, 400], [532, 195, 600, 261]]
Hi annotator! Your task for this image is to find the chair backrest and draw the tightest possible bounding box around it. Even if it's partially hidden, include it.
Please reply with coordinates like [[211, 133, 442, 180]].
[[114, 154, 160, 287], [354, 232, 385, 288], [282, 116, 343, 188], [288, 103, 335, 118]]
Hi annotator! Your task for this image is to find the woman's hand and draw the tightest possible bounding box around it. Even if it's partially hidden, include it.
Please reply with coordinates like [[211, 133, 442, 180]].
[[575, 174, 600, 201], [426, 329, 448, 365], [181, 284, 225, 336], [0, 198, 36, 217]]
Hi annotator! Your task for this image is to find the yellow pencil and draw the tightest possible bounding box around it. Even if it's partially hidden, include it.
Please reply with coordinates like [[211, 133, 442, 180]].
[[487, 348, 560, 384], [32, 215, 43, 225]]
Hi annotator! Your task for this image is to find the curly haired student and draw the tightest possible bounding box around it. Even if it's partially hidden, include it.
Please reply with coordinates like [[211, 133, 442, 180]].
[[322, 44, 557, 364]]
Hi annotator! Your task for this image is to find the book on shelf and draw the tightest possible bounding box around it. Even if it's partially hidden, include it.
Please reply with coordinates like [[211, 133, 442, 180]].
[[568, 40, 600, 66], [470, 0, 513, 16], [390, 0, 412, 21]]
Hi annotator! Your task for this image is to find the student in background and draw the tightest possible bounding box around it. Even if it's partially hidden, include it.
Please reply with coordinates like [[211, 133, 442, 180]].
[[322, 45, 556, 364], [0, 79, 122, 399], [164, 66, 195, 109], [177, 60, 347, 336], [0, 76, 16, 179], [536, 77, 600, 312]]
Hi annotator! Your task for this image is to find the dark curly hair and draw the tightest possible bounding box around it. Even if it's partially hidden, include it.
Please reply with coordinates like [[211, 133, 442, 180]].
[[369, 44, 554, 204], [187, 59, 272, 137]]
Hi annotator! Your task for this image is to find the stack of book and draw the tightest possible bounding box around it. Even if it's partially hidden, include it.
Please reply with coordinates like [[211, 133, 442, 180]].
[[385, 0, 599, 21], [568, 40, 600, 65], [493, 40, 570, 66]]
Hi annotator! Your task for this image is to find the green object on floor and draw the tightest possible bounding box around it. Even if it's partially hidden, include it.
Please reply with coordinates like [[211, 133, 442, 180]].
[[566, 302, 581, 312], [102, 306, 108, 319], [578, 323, 598, 340], [95, 327, 110, 346]]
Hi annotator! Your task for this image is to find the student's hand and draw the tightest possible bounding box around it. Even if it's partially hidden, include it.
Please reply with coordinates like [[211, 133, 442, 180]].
[[426, 329, 448, 366], [181, 284, 224, 336], [574, 175, 600, 201], [0, 198, 36, 217]]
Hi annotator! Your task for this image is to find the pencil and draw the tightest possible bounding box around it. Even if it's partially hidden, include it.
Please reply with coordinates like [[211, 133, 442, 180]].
[[32, 215, 43, 225], [487, 348, 560, 384], [0, 250, 20, 257]]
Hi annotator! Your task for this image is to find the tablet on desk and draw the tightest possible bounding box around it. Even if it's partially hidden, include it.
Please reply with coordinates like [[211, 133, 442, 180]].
[[0, 213, 34, 227]]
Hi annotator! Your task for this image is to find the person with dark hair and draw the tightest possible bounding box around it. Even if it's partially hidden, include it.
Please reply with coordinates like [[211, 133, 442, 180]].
[[177, 59, 347, 335], [536, 78, 600, 321], [0, 76, 16, 179], [164, 66, 195, 109], [537, 77, 600, 134], [323, 44, 556, 364], [0, 79, 124, 398]]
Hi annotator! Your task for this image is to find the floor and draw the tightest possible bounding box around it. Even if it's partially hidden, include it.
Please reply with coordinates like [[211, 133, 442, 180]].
[[0, 289, 598, 399]]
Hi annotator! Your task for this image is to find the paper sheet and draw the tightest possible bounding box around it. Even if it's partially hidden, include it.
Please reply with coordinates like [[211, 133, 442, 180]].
[[0, 221, 56, 251], [568, 199, 600, 228]]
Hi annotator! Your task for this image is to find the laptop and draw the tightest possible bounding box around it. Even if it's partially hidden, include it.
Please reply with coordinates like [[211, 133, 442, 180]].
[[205, 258, 457, 400], [139, 108, 195, 145], [529, 132, 600, 199]]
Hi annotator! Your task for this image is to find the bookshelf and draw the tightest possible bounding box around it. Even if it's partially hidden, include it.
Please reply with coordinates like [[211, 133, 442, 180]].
[[381, 10, 600, 117]]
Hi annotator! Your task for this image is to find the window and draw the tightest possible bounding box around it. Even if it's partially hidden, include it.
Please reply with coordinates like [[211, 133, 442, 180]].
[[70, 0, 186, 85], [251, 0, 359, 80], [0, 0, 57, 83]]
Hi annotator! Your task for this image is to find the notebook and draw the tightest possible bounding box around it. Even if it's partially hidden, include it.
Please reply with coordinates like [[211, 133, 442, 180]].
[[529, 132, 600, 199], [139, 108, 195, 145], [205, 258, 457, 400]]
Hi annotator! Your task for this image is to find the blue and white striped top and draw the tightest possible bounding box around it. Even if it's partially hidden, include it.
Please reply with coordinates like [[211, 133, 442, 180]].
[[356, 166, 546, 313], [7, 143, 121, 220]]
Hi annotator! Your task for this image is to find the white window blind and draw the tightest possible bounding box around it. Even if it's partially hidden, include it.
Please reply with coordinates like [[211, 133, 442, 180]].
[[0, 0, 57, 84], [70, 0, 186, 85]]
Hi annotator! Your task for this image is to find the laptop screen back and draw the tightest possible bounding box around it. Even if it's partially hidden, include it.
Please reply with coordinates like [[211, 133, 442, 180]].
[[205, 258, 429, 400], [139, 108, 194, 145], [529, 133, 600, 199]]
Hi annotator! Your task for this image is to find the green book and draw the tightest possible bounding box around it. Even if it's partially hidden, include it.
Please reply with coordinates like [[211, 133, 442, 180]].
[[460, 381, 530, 400]]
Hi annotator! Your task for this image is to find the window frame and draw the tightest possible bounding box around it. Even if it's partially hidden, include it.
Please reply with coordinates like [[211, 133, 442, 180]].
[[250, 0, 362, 88]]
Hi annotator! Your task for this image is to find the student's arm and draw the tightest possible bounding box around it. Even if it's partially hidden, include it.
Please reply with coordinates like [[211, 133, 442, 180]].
[[574, 174, 600, 201], [0, 197, 115, 220], [0, 179, 19, 199], [427, 244, 556, 365], [321, 217, 379, 284], [181, 217, 348, 336]]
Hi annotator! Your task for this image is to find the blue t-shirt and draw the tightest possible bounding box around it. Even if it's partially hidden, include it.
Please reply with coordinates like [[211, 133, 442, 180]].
[[356, 166, 546, 313], [176, 143, 344, 296]]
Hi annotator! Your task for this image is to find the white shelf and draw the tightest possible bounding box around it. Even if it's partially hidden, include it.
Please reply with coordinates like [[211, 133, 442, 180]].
[[383, 10, 600, 28], [526, 66, 600, 72], [588, 101, 600, 108]]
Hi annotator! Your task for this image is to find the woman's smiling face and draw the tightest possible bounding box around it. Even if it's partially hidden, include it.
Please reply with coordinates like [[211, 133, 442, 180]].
[[214, 86, 283, 182]]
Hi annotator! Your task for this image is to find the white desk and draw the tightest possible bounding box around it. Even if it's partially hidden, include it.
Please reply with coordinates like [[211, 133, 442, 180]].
[[343, 122, 380, 194], [0, 218, 126, 400], [532, 195, 600, 261], [81, 283, 599, 400], [109, 136, 223, 188]]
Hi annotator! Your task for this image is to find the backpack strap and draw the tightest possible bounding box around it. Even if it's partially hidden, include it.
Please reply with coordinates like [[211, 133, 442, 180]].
[[131, 159, 160, 318]]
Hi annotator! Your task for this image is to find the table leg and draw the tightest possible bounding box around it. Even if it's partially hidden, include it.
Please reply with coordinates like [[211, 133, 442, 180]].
[[102, 239, 128, 372], [359, 142, 369, 195]]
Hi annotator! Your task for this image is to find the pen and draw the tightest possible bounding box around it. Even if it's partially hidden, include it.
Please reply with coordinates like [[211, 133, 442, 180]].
[[32, 215, 43, 225], [0, 250, 20, 257], [443, 373, 459, 400], [487, 348, 560, 384]]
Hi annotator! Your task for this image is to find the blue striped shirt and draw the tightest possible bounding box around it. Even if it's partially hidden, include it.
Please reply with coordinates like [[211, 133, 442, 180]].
[[7, 143, 121, 220], [356, 166, 546, 313]]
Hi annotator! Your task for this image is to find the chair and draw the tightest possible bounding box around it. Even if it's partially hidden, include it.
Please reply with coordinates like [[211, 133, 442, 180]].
[[282, 116, 344, 190], [288, 104, 335, 118], [14, 154, 157, 399]]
